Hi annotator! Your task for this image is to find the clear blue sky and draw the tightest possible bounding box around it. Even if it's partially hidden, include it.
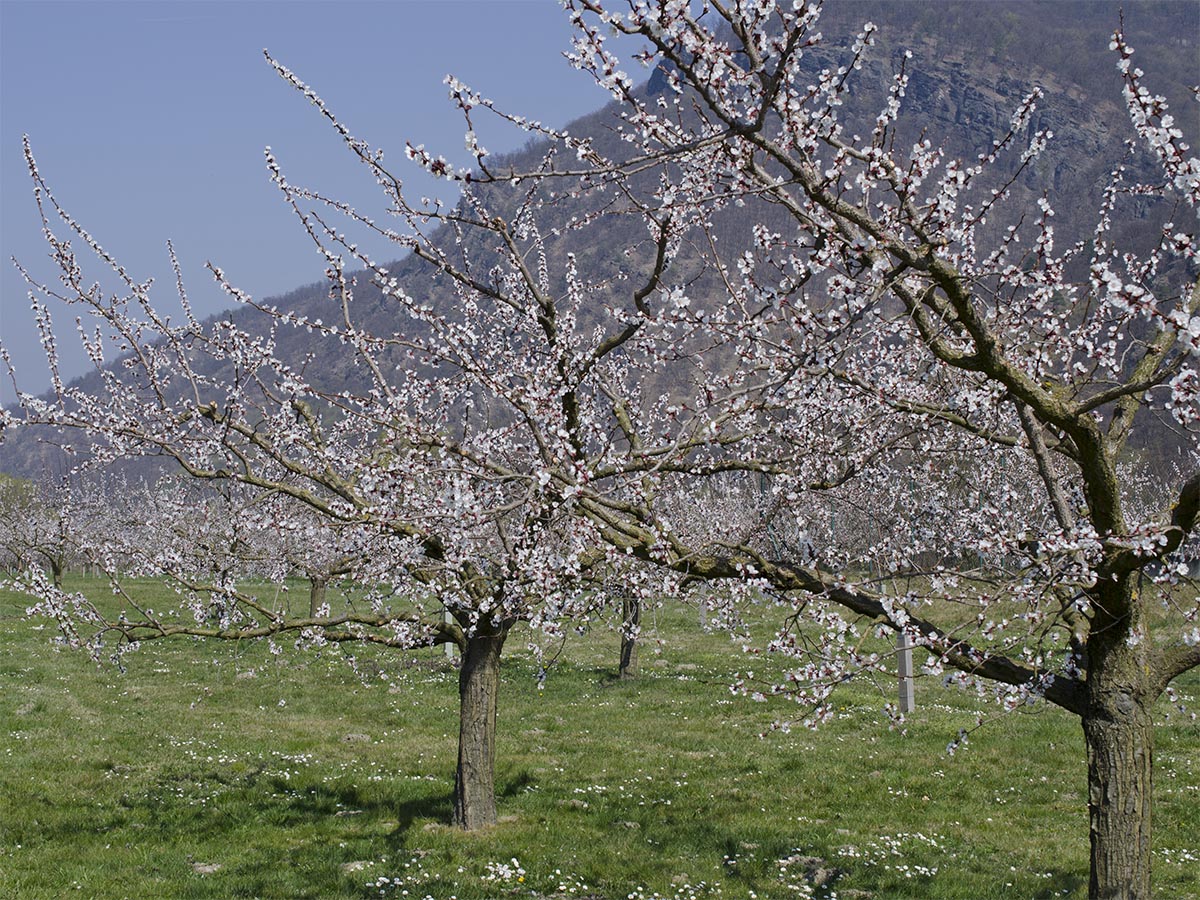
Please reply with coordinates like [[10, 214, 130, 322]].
[[1, 0, 643, 403]]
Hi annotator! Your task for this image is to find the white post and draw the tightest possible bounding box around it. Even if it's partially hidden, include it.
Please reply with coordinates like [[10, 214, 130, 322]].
[[896, 631, 915, 713], [444, 608, 455, 660]]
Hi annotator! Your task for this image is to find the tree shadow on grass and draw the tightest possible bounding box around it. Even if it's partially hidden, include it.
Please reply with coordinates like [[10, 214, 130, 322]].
[[499, 769, 535, 799], [128, 761, 538, 840], [374, 768, 538, 848], [1034, 871, 1087, 899], [263, 775, 452, 833], [109, 764, 455, 844], [95, 764, 555, 898]]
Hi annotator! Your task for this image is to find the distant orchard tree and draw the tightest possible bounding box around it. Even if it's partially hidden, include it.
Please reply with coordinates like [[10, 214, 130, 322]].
[[0, 475, 97, 587]]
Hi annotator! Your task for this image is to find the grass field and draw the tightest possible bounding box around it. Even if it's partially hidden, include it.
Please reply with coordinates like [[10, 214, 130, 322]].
[[1, 577, 1197, 899]]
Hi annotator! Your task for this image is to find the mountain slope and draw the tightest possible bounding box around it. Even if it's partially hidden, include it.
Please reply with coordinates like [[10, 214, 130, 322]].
[[2, 1, 1195, 479]]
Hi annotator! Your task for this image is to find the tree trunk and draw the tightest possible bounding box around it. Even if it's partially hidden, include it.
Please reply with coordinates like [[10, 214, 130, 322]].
[[619, 591, 640, 679], [50, 558, 63, 589], [1083, 637, 1154, 899], [308, 575, 328, 617], [452, 628, 506, 830]]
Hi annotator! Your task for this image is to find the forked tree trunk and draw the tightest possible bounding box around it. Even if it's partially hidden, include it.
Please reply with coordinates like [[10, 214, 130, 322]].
[[308, 575, 328, 617], [1083, 630, 1154, 899], [619, 592, 640, 679], [452, 628, 506, 829]]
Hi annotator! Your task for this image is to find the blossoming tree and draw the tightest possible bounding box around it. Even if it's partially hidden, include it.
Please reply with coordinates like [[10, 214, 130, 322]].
[[0, 476, 79, 585], [4, 4, 1197, 893], [0, 39, 787, 826], [557, 4, 1198, 897]]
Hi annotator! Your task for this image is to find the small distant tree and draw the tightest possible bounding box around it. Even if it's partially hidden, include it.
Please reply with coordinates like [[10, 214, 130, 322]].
[[0, 474, 40, 573], [236, 496, 359, 617], [0, 475, 92, 586], [590, 559, 656, 680]]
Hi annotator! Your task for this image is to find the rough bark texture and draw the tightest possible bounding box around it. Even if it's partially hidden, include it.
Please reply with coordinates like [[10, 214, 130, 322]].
[[452, 628, 506, 830], [1083, 595, 1155, 900], [1084, 697, 1154, 899], [308, 575, 327, 618], [619, 592, 640, 679]]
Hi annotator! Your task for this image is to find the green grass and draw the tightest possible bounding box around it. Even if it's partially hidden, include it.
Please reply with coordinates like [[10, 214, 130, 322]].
[[1, 577, 1197, 899]]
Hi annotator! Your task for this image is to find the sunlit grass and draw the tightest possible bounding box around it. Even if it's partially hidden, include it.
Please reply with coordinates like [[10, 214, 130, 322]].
[[1, 576, 1196, 899]]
